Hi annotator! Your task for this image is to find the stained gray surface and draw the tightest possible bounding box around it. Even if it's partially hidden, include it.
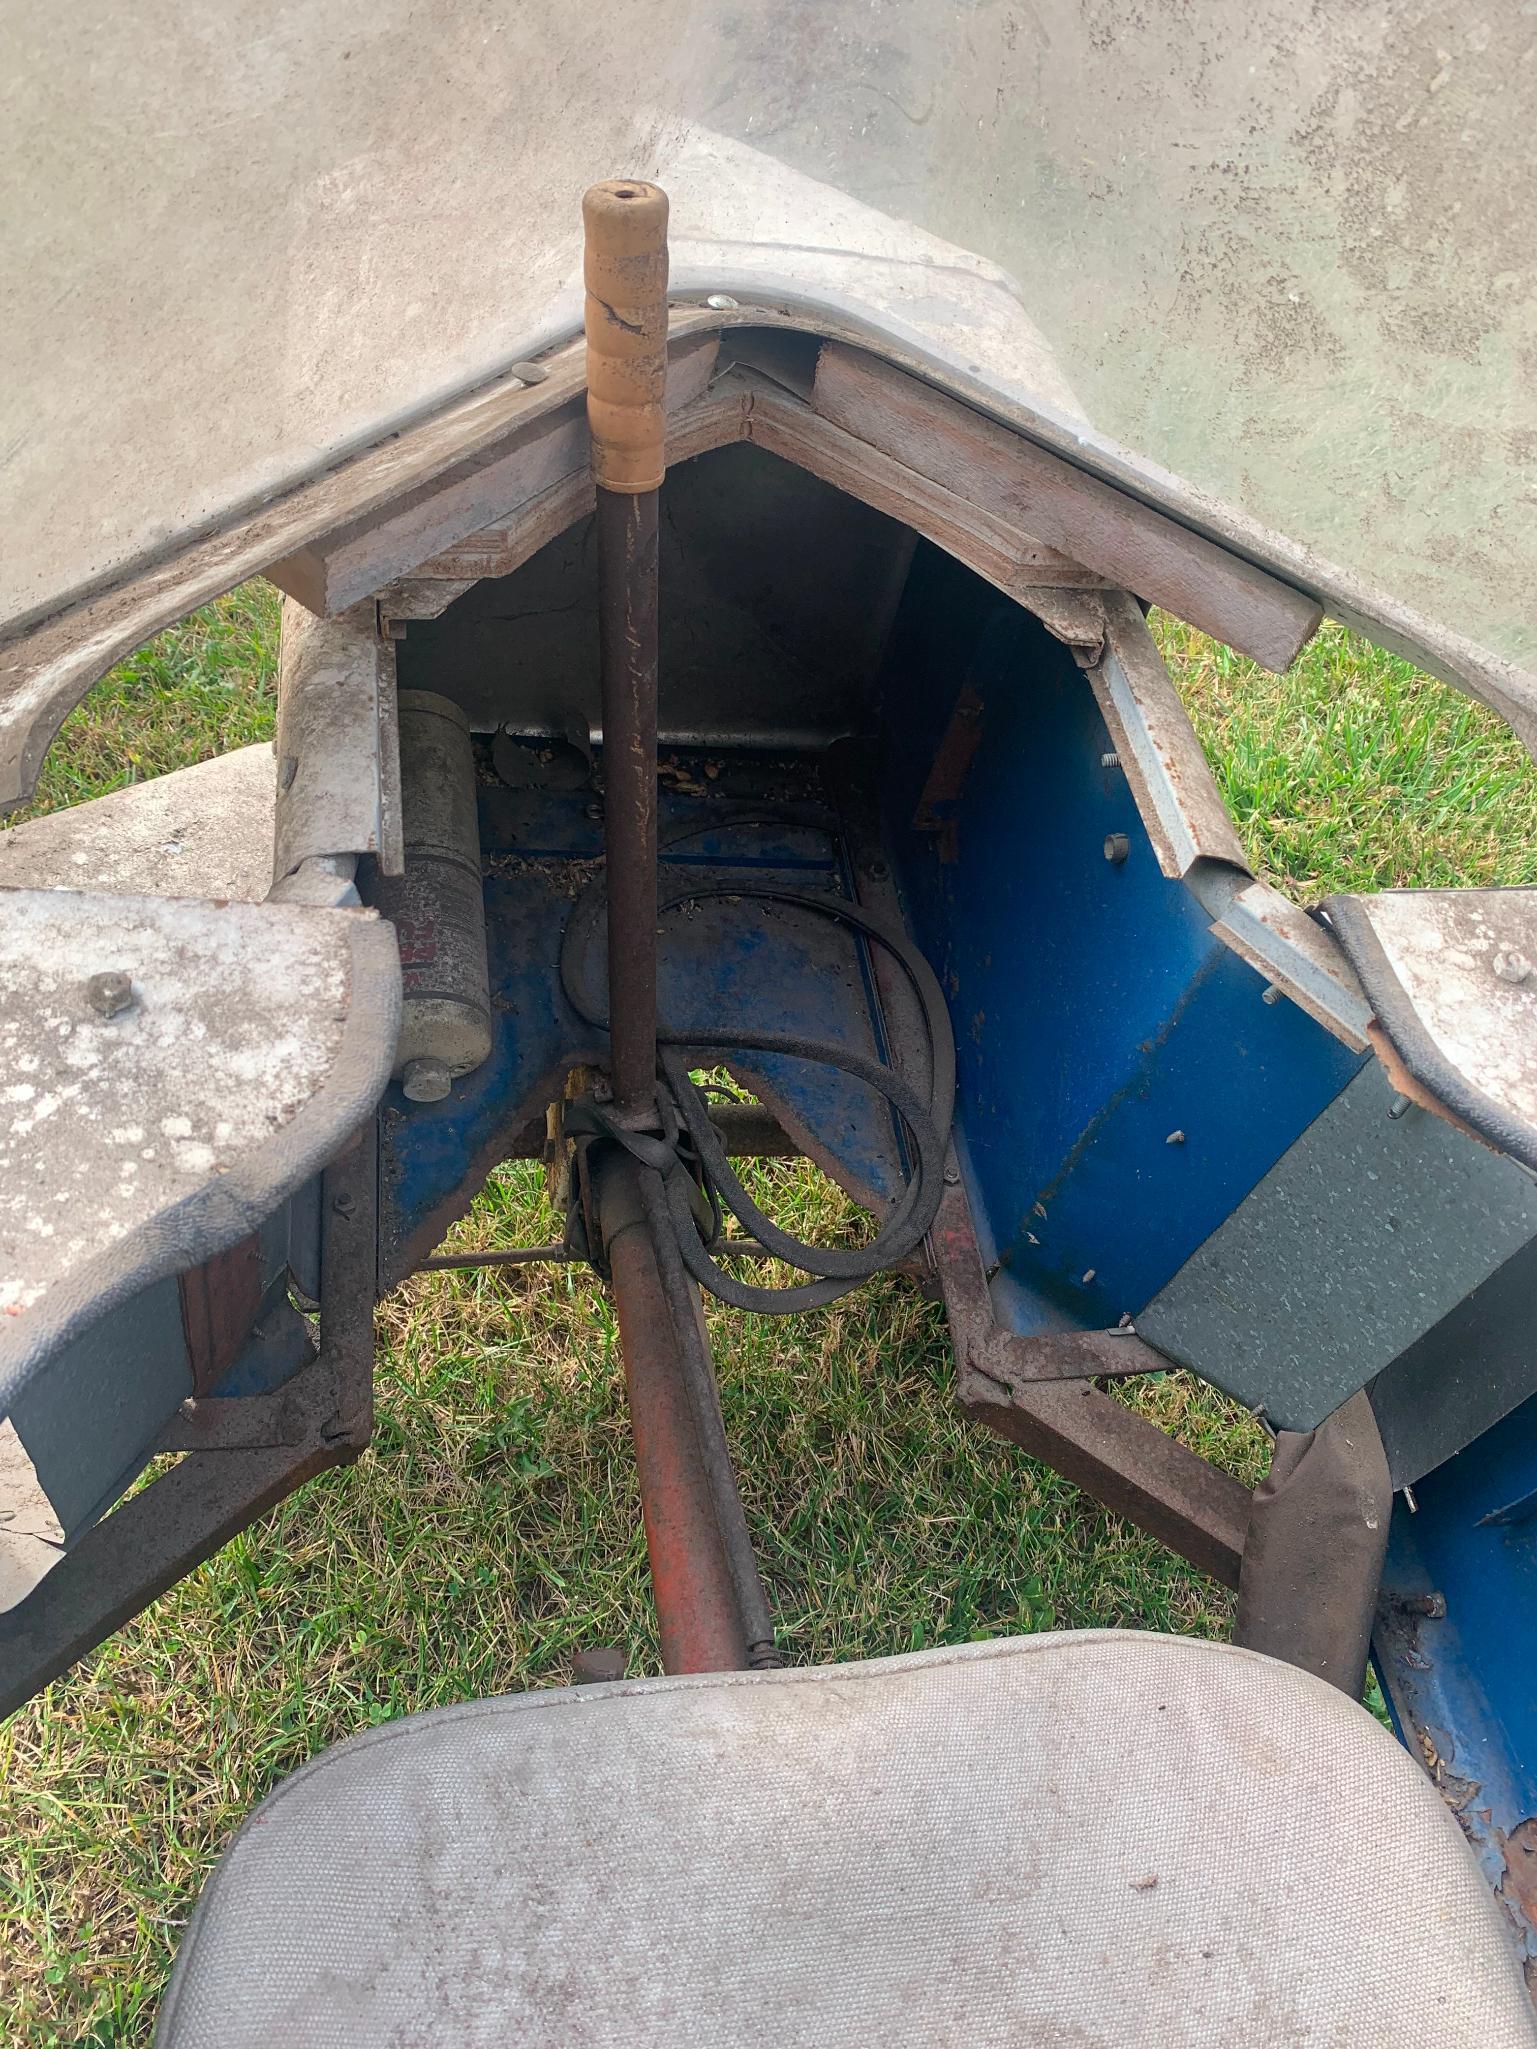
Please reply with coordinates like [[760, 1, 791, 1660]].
[[6, 3, 1534, 676], [0, 892, 353, 1318], [1138, 1061, 1537, 1432], [0, 746, 276, 902], [0, 893, 400, 1421], [155, 1633, 1535, 2047], [1342, 888, 1537, 1133]]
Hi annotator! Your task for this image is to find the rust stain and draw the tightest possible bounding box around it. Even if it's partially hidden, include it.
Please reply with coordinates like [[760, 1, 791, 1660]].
[[1498, 1818, 1537, 1934]]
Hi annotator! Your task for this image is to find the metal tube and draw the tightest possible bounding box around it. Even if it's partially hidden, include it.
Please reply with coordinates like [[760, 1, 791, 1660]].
[[584, 178, 669, 1127], [595, 484, 660, 1123], [594, 1150, 749, 1675]]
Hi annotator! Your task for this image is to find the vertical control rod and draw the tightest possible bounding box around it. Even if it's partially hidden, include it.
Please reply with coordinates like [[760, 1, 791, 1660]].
[[584, 179, 669, 1126]]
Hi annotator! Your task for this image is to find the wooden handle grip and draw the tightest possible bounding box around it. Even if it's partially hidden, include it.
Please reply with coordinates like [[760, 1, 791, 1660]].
[[583, 179, 670, 494]]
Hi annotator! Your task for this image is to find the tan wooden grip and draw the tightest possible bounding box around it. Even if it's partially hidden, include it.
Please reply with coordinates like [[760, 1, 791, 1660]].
[[583, 180, 670, 494]]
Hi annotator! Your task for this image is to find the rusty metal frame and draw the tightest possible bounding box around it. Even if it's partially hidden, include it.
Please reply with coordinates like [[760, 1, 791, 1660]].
[[930, 1176, 1248, 1589], [0, 1128, 378, 1720]]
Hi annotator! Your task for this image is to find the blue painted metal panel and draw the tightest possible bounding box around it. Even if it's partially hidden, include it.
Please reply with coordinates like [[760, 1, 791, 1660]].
[[1375, 1393, 1537, 1968], [881, 545, 1365, 1331], [379, 763, 907, 1276]]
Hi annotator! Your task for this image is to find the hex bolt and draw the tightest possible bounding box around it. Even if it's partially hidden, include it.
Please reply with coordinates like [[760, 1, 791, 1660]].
[[402, 1055, 453, 1103], [943, 1162, 961, 1186], [1494, 949, 1532, 986], [331, 1192, 356, 1220], [1103, 833, 1130, 864], [85, 969, 134, 1018]]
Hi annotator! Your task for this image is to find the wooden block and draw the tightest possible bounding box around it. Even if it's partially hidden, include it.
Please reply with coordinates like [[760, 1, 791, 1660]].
[[272, 333, 720, 616], [812, 344, 1322, 670], [376, 383, 753, 619], [746, 381, 1108, 603]]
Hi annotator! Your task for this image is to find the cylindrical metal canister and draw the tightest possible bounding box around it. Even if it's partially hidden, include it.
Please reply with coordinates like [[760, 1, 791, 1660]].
[[373, 690, 492, 1102]]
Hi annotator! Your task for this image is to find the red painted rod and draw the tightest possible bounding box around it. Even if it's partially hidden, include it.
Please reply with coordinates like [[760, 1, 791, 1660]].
[[596, 1151, 748, 1674]]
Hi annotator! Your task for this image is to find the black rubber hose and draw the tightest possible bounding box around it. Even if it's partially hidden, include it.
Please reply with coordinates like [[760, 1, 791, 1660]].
[[559, 823, 956, 1313]]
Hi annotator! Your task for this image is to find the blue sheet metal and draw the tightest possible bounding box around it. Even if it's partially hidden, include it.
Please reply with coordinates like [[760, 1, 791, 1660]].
[[378, 760, 907, 1277], [881, 546, 1365, 1333], [1375, 1394, 1537, 1969]]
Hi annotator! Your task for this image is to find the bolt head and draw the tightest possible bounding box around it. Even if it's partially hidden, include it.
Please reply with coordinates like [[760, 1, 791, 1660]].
[[1494, 949, 1532, 986], [86, 969, 133, 1018]]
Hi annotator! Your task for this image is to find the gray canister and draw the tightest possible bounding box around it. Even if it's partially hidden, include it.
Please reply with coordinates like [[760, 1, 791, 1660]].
[[375, 690, 493, 1102]]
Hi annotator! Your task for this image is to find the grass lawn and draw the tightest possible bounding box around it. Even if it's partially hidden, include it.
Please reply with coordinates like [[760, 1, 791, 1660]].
[[3, 585, 1535, 2043]]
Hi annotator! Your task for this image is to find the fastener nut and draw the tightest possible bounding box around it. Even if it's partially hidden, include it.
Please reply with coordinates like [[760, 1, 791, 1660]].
[[86, 970, 134, 1018], [1104, 833, 1130, 864], [1494, 949, 1532, 986]]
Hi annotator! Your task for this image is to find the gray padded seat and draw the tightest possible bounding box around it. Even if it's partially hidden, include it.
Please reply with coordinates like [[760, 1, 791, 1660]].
[[157, 1632, 1536, 2046]]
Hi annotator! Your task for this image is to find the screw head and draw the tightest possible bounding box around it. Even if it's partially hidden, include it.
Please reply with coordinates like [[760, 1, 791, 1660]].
[[86, 969, 133, 1018], [1494, 949, 1532, 986], [1103, 833, 1130, 864]]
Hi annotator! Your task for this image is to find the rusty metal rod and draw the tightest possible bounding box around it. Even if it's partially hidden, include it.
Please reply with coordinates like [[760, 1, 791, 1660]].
[[584, 179, 669, 1126], [419, 1237, 780, 1274], [595, 1149, 749, 1673]]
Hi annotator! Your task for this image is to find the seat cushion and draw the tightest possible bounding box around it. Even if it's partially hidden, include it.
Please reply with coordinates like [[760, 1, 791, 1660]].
[[156, 1632, 1535, 2047]]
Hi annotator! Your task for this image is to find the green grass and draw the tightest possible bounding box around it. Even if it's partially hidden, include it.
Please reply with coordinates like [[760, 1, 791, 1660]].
[[2, 591, 1534, 2042]]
